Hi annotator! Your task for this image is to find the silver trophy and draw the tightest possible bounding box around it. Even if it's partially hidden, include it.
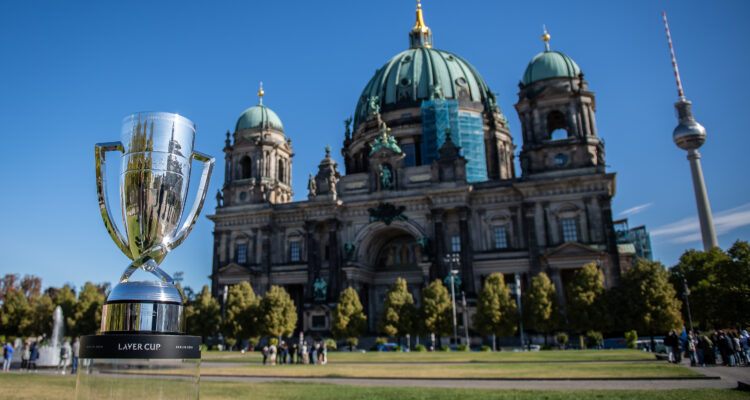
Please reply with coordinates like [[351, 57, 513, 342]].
[[95, 112, 214, 334]]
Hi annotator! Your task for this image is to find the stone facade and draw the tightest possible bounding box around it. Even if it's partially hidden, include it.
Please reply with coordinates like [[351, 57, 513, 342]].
[[208, 9, 632, 335]]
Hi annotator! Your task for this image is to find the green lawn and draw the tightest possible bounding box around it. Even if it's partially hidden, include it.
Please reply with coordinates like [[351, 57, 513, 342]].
[[200, 361, 699, 379], [0, 374, 743, 400], [203, 348, 656, 363]]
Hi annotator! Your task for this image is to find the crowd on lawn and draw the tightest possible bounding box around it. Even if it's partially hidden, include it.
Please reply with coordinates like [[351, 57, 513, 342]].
[[261, 340, 328, 365], [2, 338, 79, 374], [666, 329, 750, 367]]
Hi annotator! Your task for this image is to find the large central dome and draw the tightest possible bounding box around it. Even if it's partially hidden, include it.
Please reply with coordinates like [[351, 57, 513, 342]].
[[353, 47, 494, 128]]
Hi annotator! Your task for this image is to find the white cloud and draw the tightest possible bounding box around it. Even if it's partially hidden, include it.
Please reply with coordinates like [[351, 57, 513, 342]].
[[618, 202, 653, 217], [651, 202, 750, 244]]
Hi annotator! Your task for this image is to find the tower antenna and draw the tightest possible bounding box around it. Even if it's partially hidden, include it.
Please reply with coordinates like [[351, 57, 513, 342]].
[[662, 11, 685, 100]]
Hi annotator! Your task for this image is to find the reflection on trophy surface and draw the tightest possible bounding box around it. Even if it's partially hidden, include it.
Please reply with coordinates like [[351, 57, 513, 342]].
[[76, 112, 213, 400]]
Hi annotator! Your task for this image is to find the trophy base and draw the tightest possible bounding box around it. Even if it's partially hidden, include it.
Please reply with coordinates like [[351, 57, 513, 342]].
[[102, 281, 186, 334], [75, 334, 201, 400]]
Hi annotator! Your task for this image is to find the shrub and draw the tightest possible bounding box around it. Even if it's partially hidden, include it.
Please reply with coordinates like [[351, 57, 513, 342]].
[[556, 333, 568, 346], [375, 337, 388, 346], [439, 345, 450, 352], [578, 335, 585, 349], [225, 338, 237, 349], [457, 344, 470, 351], [585, 331, 603, 349], [414, 344, 426, 352], [540, 344, 552, 350], [346, 337, 358, 348], [200, 344, 208, 352], [624, 330, 638, 349], [325, 338, 337, 349], [480, 345, 492, 352], [393, 345, 402, 352], [269, 337, 279, 346]]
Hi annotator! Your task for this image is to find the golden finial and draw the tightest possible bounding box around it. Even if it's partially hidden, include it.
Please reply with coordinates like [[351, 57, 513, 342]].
[[258, 81, 264, 104], [413, 0, 429, 33], [542, 25, 551, 51]]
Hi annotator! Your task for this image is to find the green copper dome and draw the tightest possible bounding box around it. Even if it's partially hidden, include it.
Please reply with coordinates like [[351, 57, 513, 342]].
[[235, 103, 284, 132], [353, 47, 494, 128], [521, 50, 581, 86]]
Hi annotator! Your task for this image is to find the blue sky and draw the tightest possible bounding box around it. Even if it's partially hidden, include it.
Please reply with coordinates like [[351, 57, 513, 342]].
[[1, 0, 748, 293]]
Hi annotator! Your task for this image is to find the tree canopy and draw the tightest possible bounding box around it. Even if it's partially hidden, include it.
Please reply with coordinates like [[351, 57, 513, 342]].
[[186, 285, 220, 340], [473, 273, 517, 337], [565, 263, 605, 334], [260, 285, 297, 338], [419, 279, 453, 338], [332, 287, 367, 343], [377, 278, 416, 338], [222, 282, 261, 342], [523, 272, 560, 337], [621, 259, 683, 336]]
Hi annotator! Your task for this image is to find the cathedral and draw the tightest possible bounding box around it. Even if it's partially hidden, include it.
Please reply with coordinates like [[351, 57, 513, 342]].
[[208, 3, 634, 334]]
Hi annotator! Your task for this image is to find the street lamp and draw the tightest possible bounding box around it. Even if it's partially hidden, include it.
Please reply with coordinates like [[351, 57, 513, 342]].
[[450, 268, 459, 345], [510, 272, 525, 350], [682, 276, 697, 362], [461, 291, 470, 346]]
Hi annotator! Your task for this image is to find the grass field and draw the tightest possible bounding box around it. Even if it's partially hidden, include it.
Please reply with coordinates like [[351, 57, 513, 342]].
[[199, 361, 699, 379], [0, 374, 743, 400], [202, 348, 657, 363]]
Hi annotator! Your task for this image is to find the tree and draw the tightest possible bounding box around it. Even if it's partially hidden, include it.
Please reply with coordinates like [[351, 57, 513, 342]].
[[565, 263, 605, 334], [52, 285, 77, 333], [419, 280, 452, 343], [332, 287, 367, 349], [26, 294, 55, 337], [669, 240, 750, 329], [0, 289, 30, 336], [376, 278, 416, 341], [68, 282, 106, 337], [621, 259, 683, 348], [185, 285, 220, 340], [522, 272, 560, 344], [260, 285, 297, 340], [222, 282, 261, 344], [473, 273, 517, 339]]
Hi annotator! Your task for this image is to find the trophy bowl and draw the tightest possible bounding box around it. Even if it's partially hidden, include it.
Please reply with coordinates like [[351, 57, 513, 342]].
[[76, 112, 213, 400]]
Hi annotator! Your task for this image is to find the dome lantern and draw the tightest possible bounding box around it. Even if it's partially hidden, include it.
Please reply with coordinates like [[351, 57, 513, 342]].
[[409, 1, 433, 49], [235, 82, 284, 133], [520, 28, 582, 86]]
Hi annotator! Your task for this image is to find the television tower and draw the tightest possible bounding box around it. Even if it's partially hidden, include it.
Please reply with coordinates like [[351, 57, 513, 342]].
[[662, 12, 718, 250]]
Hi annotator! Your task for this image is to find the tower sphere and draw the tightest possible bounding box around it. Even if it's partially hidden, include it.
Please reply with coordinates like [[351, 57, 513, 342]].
[[672, 101, 706, 150]]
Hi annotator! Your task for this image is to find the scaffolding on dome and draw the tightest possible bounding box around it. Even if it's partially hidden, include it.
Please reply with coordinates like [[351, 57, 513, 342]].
[[421, 99, 488, 182]]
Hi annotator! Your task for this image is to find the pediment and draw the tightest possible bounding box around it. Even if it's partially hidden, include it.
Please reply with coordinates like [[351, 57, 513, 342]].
[[544, 242, 603, 259], [218, 263, 249, 274]]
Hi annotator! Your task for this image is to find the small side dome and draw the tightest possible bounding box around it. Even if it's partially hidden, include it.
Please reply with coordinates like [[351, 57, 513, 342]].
[[235, 104, 284, 132], [521, 50, 581, 86]]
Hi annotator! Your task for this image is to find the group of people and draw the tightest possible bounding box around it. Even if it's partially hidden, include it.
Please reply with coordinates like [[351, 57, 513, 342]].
[[261, 340, 328, 365], [665, 329, 750, 367], [1, 338, 79, 374]]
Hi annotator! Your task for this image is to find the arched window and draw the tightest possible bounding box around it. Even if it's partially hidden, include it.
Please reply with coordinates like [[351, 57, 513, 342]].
[[547, 110, 568, 140], [240, 156, 252, 179], [278, 159, 285, 183]]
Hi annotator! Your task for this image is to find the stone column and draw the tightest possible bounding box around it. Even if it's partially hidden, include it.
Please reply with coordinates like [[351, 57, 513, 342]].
[[327, 219, 340, 302], [598, 195, 621, 286], [431, 209, 446, 280], [523, 202, 542, 276], [261, 226, 272, 290], [457, 207, 476, 296], [304, 220, 318, 301], [211, 230, 221, 296]]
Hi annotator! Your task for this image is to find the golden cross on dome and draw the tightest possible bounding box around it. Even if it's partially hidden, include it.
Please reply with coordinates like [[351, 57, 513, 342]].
[[542, 25, 551, 51], [258, 81, 265, 104]]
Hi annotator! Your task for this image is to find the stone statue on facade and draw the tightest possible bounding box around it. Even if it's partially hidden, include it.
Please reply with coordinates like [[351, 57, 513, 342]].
[[216, 189, 223, 207], [307, 173, 317, 197], [368, 95, 380, 115], [313, 278, 327, 302], [379, 164, 393, 190]]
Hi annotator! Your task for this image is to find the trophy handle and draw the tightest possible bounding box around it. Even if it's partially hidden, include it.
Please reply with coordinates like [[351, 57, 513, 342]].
[[95, 142, 133, 260], [169, 151, 215, 250]]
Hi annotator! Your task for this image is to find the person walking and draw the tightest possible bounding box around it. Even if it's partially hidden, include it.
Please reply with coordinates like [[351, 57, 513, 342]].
[[21, 343, 30, 371], [686, 331, 697, 366], [301, 342, 309, 364], [71, 337, 80, 374], [741, 330, 750, 364], [58, 340, 71, 374], [321, 342, 328, 365], [269, 341, 277, 365], [28, 342, 38, 372], [2, 342, 13, 372], [262, 345, 269, 365]]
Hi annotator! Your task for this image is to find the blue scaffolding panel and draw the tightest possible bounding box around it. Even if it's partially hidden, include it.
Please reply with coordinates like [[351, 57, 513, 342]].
[[421, 100, 487, 182]]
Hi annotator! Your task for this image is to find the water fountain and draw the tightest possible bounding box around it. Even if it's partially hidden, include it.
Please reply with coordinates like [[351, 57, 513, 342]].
[[36, 305, 66, 367]]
